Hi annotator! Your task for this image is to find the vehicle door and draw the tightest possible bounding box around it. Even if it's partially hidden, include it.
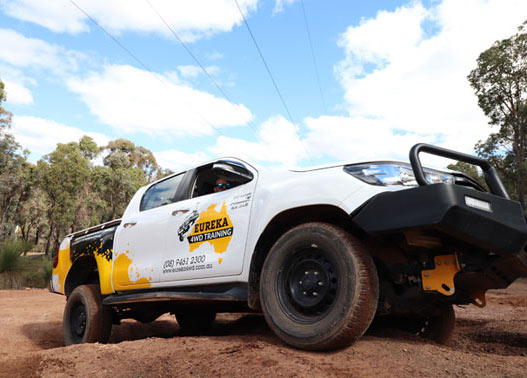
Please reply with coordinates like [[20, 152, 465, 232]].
[[112, 172, 186, 291], [161, 160, 257, 283]]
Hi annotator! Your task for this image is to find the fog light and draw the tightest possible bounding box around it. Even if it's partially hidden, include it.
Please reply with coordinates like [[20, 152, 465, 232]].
[[465, 196, 492, 212]]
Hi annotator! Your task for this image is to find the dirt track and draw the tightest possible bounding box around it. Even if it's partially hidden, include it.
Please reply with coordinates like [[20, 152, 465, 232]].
[[1, 281, 526, 378]]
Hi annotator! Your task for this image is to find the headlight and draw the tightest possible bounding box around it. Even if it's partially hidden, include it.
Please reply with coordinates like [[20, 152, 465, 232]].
[[344, 163, 454, 186]]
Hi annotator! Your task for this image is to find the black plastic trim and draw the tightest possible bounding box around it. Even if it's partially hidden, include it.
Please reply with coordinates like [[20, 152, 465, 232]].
[[352, 184, 527, 260], [103, 285, 248, 305]]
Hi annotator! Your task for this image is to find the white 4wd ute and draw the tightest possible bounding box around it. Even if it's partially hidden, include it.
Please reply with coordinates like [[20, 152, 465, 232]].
[[50, 144, 527, 350]]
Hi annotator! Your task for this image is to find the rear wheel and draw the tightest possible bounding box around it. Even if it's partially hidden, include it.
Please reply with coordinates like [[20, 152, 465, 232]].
[[175, 309, 216, 335], [63, 284, 112, 345], [260, 222, 379, 351]]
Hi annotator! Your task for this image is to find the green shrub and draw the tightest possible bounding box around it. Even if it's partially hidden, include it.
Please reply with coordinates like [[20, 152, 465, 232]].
[[0, 240, 27, 273], [0, 240, 29, 289], [22, 256, 53, 288]]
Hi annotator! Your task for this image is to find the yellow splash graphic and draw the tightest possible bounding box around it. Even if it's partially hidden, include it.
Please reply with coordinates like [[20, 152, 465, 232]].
[[187, 201, 233, 254], [52, 243, 72, 294], [112, 251, 152, 291], [89, 239, 113, 295]]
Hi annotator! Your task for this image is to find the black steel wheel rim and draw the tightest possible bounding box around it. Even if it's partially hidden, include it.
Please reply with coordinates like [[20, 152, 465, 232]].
[[277, 247, 339, 322], [71, 303, 87, 339]]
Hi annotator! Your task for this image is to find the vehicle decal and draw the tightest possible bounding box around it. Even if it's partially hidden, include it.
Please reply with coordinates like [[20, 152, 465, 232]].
[[69, 229, 115, 294], [185, 201, 233, 263], [51, 237, 72, 294], [177, 210, 199, 241], [230, 192, 252, 210], [112, 249, 152, 290]]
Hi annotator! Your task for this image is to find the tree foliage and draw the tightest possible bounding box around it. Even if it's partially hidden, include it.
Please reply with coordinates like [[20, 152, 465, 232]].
[[0, 79, 165, 253], [0, 79, 32, 240], [468, 21, 527, 207]]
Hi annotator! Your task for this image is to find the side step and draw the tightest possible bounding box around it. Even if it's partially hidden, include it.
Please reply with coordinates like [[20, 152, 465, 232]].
[[102, 285, 248, 306]]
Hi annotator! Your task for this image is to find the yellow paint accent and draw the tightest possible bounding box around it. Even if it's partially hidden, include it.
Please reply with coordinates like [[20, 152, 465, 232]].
[[52, 243, 72, 294], [93, 248, 114, 295], [112, 252, 152, 291], [421, 254, 460, 296], [187, 201, 233, 254], [218, 258, 223, 264]]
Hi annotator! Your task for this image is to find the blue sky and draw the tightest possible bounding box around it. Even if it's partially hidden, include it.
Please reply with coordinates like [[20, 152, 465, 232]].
[[1, 0, 526, 171]]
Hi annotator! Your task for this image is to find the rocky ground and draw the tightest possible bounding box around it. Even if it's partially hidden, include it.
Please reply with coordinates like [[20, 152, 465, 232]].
[[1, 281, 526, 378]]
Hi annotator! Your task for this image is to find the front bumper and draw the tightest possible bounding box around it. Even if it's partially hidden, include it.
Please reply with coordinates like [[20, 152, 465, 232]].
[[352, 183, 527, 285]]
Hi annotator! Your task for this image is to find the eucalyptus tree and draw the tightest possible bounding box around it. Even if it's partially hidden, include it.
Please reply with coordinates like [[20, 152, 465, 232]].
[[468, 21, 527, 207]]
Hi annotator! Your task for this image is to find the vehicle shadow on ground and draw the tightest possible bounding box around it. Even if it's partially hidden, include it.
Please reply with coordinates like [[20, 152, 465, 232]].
[[21, 314, 275, 350], [453, 330, 527, 356], [24, 314, 526, 355]]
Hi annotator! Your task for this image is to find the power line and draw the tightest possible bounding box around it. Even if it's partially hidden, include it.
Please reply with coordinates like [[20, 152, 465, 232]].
[[233, 0, 314, 164], [68, 0, 225, 137], [233, 0, 295, 124], [144, 0, 261, 138], [300, 0, 327, 114]]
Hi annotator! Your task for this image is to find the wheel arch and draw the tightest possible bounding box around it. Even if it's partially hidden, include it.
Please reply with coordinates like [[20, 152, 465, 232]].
[[248, 204, 354, 310], [64, 256, 100, 297]]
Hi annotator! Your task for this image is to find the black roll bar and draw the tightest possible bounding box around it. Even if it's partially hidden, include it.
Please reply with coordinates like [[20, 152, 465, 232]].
[[409, 143, 510, 199]]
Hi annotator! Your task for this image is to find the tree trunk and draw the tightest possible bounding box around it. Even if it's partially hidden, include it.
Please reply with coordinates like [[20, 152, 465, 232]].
[[45, 225, 54, 256], [34, 228, 40, 246], [53, 229, 61, 255]]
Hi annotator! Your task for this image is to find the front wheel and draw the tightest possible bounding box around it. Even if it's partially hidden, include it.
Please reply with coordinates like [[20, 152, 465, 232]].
[[63, 284, 112, 345], [260, 222, 379, 351]]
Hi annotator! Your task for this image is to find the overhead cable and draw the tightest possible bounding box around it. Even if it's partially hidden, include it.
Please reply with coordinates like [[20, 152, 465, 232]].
[[144, 0, 261, 138], [233, 0, 314, 164], [68, 0, 225, 137], [300, 0, 327, 113]]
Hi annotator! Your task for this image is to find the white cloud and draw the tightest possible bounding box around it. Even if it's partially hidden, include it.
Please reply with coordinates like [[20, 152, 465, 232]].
[[1, 66, 36, 105], [304, 116, 433, 162], [0, 29, 81, 74], [334, 0, 527, 161], [208, 114, 460, 169], [206, 50, 224, 60], [67, 64, 253, 137], [274, 0, 298, 14], [3, 79, 33, 105], [11, 116, 109, 158], [177, 65, 220, 79], [154, 149, 209, 172], [1, 0, 258, 41], [210, 115, 308, 167]]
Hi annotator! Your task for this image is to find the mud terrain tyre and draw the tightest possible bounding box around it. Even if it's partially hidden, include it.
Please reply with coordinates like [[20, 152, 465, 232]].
[[260, 222, 379, 351], [63, 284, 112, 345], [176, 310, 216, 335]]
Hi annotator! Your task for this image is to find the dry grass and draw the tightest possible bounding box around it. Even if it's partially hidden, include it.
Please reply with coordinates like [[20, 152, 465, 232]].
[[0, 271, 25, 289]]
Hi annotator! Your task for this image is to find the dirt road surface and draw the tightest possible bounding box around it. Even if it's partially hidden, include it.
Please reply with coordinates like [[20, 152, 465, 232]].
[[1, 281, 526, 378]]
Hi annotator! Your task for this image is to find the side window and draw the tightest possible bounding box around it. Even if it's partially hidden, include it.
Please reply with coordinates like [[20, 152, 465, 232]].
[[140, 173, 185, 211], [191, 161, 254, 198]]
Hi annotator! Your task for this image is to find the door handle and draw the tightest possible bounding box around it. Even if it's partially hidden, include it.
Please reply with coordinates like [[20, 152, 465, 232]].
[[171, 209, 189, 216], [123, 222, 137, 228]]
